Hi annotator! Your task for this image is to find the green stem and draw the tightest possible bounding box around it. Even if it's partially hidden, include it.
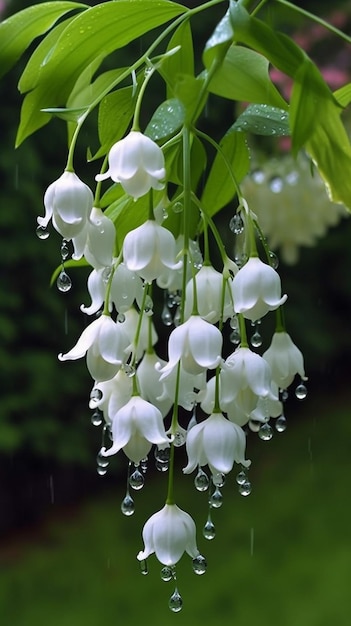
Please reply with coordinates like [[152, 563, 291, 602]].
[[132, 62, 155, 131], [166, 361, 182, 505], [275, 306, 285, 332], [213, 366, 221, 413], [131, 282, 150, 366], [166, 442, 175, 505], [238, 313, 248, 347], [202, 212, 211, 265]]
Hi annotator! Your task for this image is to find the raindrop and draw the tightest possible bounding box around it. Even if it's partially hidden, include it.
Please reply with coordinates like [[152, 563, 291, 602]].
[[121, 493, 135, 517], [91, 410, 103, 427], [239, 480, 252, 496], [269, 175, 284, 193], [140, 559, 148, 575], [248, 419, 261, 432], [230, 329, 241, 345], [172, 201, 183, 214], [258, 423, 273, 441], [161, 566, 174, 582], [203, 518, 216, 540], [251, 330, 262, 348], [90, 388, 103, 402], [140, 457, 148, 473], [212, 472, 225, 488], [192, 554, 207, 575], [269, 251, 279, 269], [123, 364, 136, 378], [60, 239, 70, 261], [36, 225, 50, 239], [155, 460, 169, 472], [281, 389, 289, 402], [295, 382, 307, 400], [155, 447, 170, 463], [173, 306, 182, 327], [275, 415, 287, 433], [194, 468, 209, 492], [57, 269, 72, 292], [144, 295, 153, 316], [209, 486, 223, 509], [229, 214, 244, 235], [173, 430, 186, 447], [96, 450, 109, 468], [236, 470, 247, 485], [129, 468, 144, 490], [161, 304, 173, 326], [102, 266, 112, 284], [230, 315, 239, 330], [169, 588, 183, 613], [97, 466, 107, 476], [117, 312, 125, 323]]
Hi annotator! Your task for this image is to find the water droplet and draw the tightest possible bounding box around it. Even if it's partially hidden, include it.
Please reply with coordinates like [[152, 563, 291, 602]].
[[155, 447, 170, 463], [140, 559, 148, 575], [173, 430, 186, 447], [97, 466, 107, 476], [161, 566, 174, 582], [209, 486, 223, 508], [229, 214, 244, 235], [230, 329, 241, 344], [269, 175, 284, 193], [173, 306, 181, 327], [258, 423, 273, 441], [161, 305, 173, 326], [121, 494, 135, 516], [140, 457, 148, 473], [275, 415, 287, 432], [91, 410, 103, 427], [203, 519, 216, 540], [172, 201, 183, 214], [144, 295, 153, 316], [269, 251, 279, 269], [156, 460, 169, 472], [248, 419, 261, 432], [281, 389, 289, 402], [239, 480, 252, 496], [295, 382, 307, 400], [123, 364, 136, 377], [96, 450, 109, 467], [169, 588, 183, 612], [236, 470, 247, 485], [251, 330, 262, 348], [129, 468, 144, 490], [36, 225, 50, 239], [57, 269, 72, 292], [194, 468, 209, 492], [102, 266, 112, 284], [230, 316, 239, 330], [117, 312, 125, 323], [60, 239, 70, 260], [192, 554, 207, 575], [90, 388, 103, 402]]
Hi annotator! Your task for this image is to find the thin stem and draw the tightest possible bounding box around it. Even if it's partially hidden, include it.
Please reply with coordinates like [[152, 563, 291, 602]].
[[131, 282, 150, 367], [166, 361, 182, 505], [275, 306, 285, 332], [238, 313, 248, 348], [132, 62, 156, 131]]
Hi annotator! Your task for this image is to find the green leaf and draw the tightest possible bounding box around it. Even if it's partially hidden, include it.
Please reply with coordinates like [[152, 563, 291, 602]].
[[174, 73, 206, 124], [145, 98, 185, 141], [203, 4, 233, 69], [229, 3, 305, 78], [201, 128, 250, 216], [233, 104, 290, 136], [16, 0, 186, 144], [207, 45, 287, 109], [0, 1, 86, 80], [160, 20, 194, 98], [41, 106, 88, 122], [334, 83, 351, 108], [94, 85, 136, 160]]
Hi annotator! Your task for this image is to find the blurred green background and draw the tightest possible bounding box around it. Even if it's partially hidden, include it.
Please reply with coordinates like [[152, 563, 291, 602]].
[[1, 0, 351, 623]]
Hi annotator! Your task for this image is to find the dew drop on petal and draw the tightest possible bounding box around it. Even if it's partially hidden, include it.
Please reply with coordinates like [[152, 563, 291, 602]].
[[36, 225, 50, 239], [209, 486, 223, 509], [236, 470, 247, 485], [203, 518, 216, 540], [172, 201, 183, 214], [192, 554, 207, 575], [90, 388, 103, 402], [281, 389, 289, 402], [123, 364, 136, 378], [140, 559, 148, 575], [60, 239, 70, 260], [161, 304, 173, 326], [161, 566, 174, 582], [155, 447, 170, 463], [102, 266, 112, 284], [229, 214, 244, 235], [117, 312, 125, 323], [239, 480, 252, 496], [269, 250, 279, 269], [156, 460, 169, 472], [140, 457, 148, 473], [121, 494, 135, 516], [275, 415, 287, 433], [91, 410, 103, 427], [295, 383, 307, 400], [169, 588, 183, 613], [57, 269, 72, 292], [258, 423, 273, 441], [129, 468, 144, 490], [194, 468, 209, 492], [251, 330, 262, 348], [212, 473, 225, 488], [96, 450, 109, 468], [173, 430, 186, 447], [230, 329, 241, 345]]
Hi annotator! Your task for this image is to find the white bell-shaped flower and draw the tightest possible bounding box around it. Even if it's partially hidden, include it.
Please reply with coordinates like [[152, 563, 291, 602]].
[[123, 220, 181, 283], [262, 331, 307, 389], [157, 362, 206, 411], [39, 171, 93, 239], [137, 351, 173, 417], [89, 370, 133, 424], [221, 346, 272, 404], [58, 314, 131, 382], [157, 235, 203, 291], [249, 382, 283, 423], [184, 265, 233, 323], [183, 412, 251, 476], [159, 315, 222, 378], [232, 256, 287, 321], [137, 503, 199, 566], [101, 395, 170, 463], [95, 131, 166, 199], [81, 263, 143, 316], [72, 207, 116, 269]]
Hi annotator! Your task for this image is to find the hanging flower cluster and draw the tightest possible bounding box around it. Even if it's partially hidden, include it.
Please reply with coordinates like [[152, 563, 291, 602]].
[[4, 0, 350, 613]]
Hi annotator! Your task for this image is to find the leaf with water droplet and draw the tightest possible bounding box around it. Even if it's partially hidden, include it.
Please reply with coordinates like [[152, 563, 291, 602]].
[[233, 104, 290, 136], [145, 98, 185, 141]]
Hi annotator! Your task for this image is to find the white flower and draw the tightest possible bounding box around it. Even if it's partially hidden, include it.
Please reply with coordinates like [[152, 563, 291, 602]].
[[89, 370, 133, 423], [101, 396, 170, 463], [157, 362, 206, 411], [58, 314, 131, 382], [220, 348, 272, 416], [249, 382, 283, 422], [157, 235, 203, 291], [137, 504, 199, 566], [159, 315, 223, 378], [232, 256, 287, 321], [122, 308, 158, 362], [183, 412, 251, 476], [262, 331, 307, 389], [95, 131, 166, 199], [137, 352, 173, 417], [184, 265, 233, 323], [81, 263, 143, 316], [72, 207, 116, 269], [123, 220, 181, 283], [38, 171, 93, 239]]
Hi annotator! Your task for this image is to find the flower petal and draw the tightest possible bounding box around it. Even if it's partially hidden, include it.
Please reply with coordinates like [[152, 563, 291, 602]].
[[58, 317, 101, 361]]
